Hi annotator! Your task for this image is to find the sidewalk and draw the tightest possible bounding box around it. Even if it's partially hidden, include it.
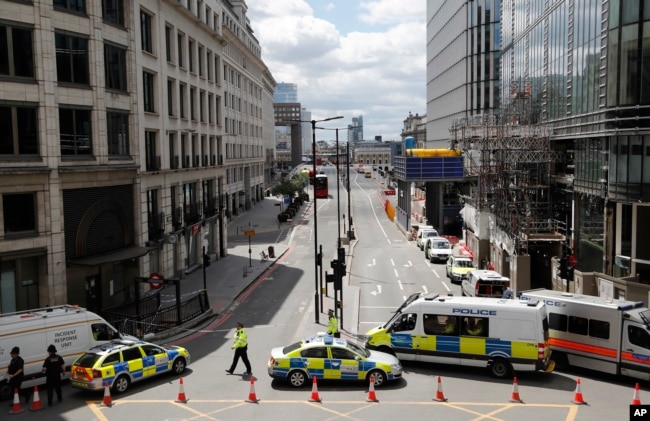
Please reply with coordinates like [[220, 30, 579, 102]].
[[154, 195, 301, 341]]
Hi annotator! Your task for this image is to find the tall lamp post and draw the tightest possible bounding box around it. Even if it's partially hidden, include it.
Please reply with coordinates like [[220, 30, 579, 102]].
[[310, 116, 343, 323]]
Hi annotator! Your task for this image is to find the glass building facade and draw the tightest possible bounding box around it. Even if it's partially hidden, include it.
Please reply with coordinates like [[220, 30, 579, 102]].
[[502, 0, 650, 279]]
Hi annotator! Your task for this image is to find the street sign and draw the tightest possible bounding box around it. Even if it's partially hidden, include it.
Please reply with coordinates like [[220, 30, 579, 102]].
[[244, 230, 256, 236], [148, 272, 164, 289]]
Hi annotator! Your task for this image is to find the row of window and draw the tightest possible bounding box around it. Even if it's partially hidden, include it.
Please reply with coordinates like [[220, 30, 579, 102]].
[[0, 104, 128, 157], [391, 313, 489, 338]]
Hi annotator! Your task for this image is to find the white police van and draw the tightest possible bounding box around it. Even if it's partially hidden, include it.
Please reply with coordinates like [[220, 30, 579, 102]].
[[365, 292, 552, 378]]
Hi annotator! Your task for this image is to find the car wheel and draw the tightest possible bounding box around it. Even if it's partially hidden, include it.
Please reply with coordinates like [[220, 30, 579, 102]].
[[367, 370, 387, 387], [0, 382, 12, 401], [288, 370, 308, 388], [172, 357, 187, 375], [490, 358, 512, 379], [113, 375, 130, 394]]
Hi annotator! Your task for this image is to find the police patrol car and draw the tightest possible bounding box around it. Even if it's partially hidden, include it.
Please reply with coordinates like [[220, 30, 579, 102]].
[[267, 335, 402, 387], [70, 339, 190, 393]]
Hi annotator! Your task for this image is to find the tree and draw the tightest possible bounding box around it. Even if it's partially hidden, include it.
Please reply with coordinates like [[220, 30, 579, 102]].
[[271, 172, 308, 199]]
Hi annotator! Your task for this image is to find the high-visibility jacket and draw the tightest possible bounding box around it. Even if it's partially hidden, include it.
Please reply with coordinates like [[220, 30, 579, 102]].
[[328, 316, 339, 334], [233, 328, 248, 348]]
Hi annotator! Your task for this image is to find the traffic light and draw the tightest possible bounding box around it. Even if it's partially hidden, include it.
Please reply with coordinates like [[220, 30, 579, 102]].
[[325, 272, 334, 284], [316, 252, 322, 267], [203, 253, 210, 267], [559, 255, 568, 280], [337, 247, 345, 263]]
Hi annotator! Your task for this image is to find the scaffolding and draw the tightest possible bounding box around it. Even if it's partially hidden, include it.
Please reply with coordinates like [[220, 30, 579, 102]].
[[450, 108, 563, 254]]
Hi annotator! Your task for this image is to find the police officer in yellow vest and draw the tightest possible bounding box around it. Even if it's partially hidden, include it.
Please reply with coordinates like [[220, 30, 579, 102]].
[[327, 309, 340, 338], [226, 322, 252, 376]]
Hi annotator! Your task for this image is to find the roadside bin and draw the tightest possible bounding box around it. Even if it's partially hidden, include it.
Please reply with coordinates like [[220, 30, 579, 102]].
[[268, 246, 275, 258]]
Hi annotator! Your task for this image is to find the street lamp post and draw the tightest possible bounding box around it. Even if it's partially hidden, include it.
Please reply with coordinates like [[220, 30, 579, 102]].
[[310, 116, 343, 324]]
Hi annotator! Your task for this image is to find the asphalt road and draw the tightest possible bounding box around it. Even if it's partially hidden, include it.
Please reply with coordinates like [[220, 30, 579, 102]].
[[12, 169, 644, 420]]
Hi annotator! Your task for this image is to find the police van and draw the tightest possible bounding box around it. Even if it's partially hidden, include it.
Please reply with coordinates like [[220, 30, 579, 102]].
[[520, 288, 650, 381], [0, 305, 137, 400], [365, 292, 552, 378]]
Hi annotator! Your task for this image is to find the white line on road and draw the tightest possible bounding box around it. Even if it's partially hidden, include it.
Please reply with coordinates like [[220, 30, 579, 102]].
[[394, 268, 399, 278], [398, 280, 403, 290], [422, 285, 428, 294]]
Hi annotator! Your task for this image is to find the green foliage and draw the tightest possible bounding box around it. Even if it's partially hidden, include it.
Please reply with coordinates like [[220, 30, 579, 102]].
[[271, 172, 309, 198]]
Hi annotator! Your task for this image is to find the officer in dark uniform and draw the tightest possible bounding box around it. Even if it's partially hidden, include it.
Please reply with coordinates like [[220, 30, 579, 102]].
[[5, 346, 27, 406], [42, 344, 65, 406]]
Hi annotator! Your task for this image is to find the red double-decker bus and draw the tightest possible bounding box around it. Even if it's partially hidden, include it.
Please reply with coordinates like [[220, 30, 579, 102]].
[[314, 174, 328, 198]]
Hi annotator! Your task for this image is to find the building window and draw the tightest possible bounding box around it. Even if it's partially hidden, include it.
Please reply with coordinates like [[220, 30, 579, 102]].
[[104, 43, 127, 91], [102, 0, 124, 27], [190, 87, 196, 120], [140, 10, 153, 53], [177, 32, 184, 68], [3, 193, 36, 235], [179, 83, 186, 118], [145, 130, 158, 171], [167, 79, 175, 117], [54, 0, 86, 13], [0, 104, 38, 155], [198, 44, 204, 77], [165, 25, 173, 63], [188, 39, 195, 73], [143, 71, 156, 113], [0, 24, 34, 78], [59, 107, 92, 156], [106, 110, 129, 156], [147, 189, 162, 240], [55, 33, 89, 85]]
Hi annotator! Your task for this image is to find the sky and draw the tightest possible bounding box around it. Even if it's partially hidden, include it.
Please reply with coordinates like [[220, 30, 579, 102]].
[[246, 0, 426, 143]]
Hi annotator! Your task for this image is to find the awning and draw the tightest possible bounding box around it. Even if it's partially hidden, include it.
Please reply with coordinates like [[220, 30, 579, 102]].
[[68, 246, 153, 266]]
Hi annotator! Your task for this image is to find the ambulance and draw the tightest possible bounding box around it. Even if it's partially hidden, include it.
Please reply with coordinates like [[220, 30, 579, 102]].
[[365, 292, 552, 378], [0, 305, 137, 400], [520, 289, 650, 380]]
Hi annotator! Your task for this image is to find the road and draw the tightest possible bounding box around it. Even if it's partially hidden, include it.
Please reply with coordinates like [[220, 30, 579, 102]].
[[11, 167, 643, 420]]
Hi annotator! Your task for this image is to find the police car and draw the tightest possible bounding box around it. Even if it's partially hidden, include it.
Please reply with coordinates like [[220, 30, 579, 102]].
[[267, 335, 402, 387], [70, 339, 190, 393]]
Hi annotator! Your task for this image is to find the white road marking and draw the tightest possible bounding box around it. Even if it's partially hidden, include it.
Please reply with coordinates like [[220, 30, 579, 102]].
[[394, 268, 399, 278], [398, 280, 403, 290]]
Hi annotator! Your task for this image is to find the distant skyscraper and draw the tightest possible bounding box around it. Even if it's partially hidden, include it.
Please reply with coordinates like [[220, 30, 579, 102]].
[[349, 116, 363, 142], [301, 108, 312, 154], [274, 83, 298, 103]]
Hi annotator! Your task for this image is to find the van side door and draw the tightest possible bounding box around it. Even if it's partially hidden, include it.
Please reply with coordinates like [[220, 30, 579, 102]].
[[416, 314, 461, 365], [621, 322, 650, 381]]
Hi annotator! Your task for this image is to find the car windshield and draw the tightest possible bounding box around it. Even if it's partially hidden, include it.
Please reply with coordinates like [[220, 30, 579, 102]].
[[434, 241, 450, 249], [73, 353, 102, 368], [425, 231, 438, 237], [456, 260, 474, 268], [346, 340, 370, 358]]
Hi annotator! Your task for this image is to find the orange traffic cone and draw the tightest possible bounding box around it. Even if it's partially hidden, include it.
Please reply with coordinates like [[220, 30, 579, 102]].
[[509, 376, 523, 403], [571, 378, 587, 405], [100, 382, 113, 407], [175, 377, 189, 403], [245, 376, 259, 403], [29, 385, 44, 411], [366, 375, 379, 402], [632, 383, 642, 405], [308, 376, 322, 402], [433, 375, 448, 402], [9, 388, 25, 415]]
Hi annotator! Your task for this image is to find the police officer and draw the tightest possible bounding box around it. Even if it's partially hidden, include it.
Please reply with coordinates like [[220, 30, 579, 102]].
[[5, 346, 27, 406], [327, 309, 340, 338], [42, 344, 65, 406], [225, 322, 252, 376]]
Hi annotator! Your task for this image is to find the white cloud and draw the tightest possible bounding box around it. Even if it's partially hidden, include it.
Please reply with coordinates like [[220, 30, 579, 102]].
[[249, 0, 426, 141]]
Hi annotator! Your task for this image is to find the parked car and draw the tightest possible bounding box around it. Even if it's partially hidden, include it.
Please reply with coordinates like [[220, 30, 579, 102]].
[[424, 237, 452, 262], [461, 270, 510, 297], [416, 229, 439, 250], [446, 255, 476, 284], [70, 339, 189, 394], [267, 335, 402, 388]]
